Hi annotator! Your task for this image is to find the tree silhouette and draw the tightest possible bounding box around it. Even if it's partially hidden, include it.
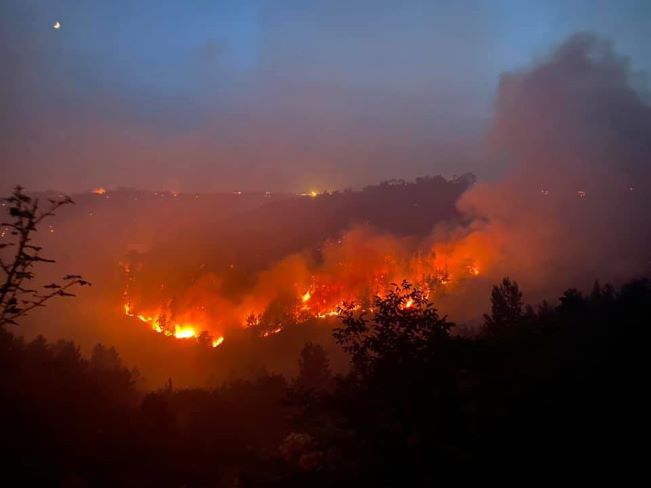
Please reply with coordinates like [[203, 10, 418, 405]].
[[0, 186, 90, 327], [483, 277, 524, 332], [334, 280, 452, 375], [295, 342, 333, 392], [1, 274, 649, 484]]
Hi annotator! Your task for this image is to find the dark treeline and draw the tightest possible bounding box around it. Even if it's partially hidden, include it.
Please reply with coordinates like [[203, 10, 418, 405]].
[[1, 276, 649, 485], [145, 174, 475, 289]]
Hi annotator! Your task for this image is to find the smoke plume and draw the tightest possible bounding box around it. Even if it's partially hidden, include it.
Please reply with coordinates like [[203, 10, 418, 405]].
[[445, 33, 651, 310]]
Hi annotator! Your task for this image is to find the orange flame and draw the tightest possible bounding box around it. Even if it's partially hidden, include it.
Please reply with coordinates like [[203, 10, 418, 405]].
[[120, 228, 488, 346], [122, 300, 223, 347]]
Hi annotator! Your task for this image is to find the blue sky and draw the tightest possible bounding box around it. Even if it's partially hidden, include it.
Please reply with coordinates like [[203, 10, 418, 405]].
[[1, 0, 649, 192]]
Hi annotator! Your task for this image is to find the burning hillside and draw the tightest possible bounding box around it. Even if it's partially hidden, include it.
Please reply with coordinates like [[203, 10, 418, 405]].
[[9, 33, 650, 389], [113, 35, 651, 354], [119, 224, 488, 347]]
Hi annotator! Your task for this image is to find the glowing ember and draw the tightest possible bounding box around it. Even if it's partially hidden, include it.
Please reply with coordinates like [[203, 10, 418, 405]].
[[262, 326, 283, 337], [316, 309, 342, 319]]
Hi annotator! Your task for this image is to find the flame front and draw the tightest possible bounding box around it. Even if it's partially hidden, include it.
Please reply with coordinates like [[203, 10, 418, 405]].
[[123, 300, 224, 347], [120, 228, 487, 347]]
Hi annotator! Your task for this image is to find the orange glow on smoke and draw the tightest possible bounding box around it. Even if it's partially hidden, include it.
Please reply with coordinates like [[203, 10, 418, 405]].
[[120, 227, 489, 347]]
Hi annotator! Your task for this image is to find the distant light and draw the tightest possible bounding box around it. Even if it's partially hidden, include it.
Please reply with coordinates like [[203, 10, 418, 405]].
[[310, 191, 318, 198], [577, 190, 587, 198], [53, 21, 62, 30], [92, 187, 107, 195]]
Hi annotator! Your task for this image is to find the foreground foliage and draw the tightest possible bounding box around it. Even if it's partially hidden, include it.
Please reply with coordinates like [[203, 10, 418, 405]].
[[0, 277, 649, 485]]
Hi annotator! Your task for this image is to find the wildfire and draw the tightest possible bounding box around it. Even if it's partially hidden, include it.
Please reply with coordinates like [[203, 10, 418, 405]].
[[119, 228, 487, 347], [316, 309, 342, 319], [123, 301, 224, 347], [174, 325, 197, 339]]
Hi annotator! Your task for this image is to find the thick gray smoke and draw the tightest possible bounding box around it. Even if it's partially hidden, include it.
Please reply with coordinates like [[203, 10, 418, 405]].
[[449, 33, 651, 308]]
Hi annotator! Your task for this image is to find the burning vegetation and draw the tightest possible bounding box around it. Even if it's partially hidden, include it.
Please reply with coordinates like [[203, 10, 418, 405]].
[[118, 225, 487, 348]]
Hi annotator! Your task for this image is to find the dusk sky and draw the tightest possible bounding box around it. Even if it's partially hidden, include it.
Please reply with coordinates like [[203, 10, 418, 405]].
[[2, 0, 650, 193]]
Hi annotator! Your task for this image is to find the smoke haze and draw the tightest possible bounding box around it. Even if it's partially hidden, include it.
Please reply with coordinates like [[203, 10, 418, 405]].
[[452, 33, 651, 304], [4, 31, 650, 386], [3, 1, 651, 193]]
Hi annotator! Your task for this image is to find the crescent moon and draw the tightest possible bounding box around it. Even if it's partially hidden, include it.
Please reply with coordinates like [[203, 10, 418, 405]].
[[53, 21, 61, 30]]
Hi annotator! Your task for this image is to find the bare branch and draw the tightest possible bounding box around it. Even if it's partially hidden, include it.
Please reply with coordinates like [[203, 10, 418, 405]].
[[0, 186, 89, 328]]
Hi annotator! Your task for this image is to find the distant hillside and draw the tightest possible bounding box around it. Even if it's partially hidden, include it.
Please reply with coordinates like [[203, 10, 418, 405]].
[[146, 174, 476, 279]]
